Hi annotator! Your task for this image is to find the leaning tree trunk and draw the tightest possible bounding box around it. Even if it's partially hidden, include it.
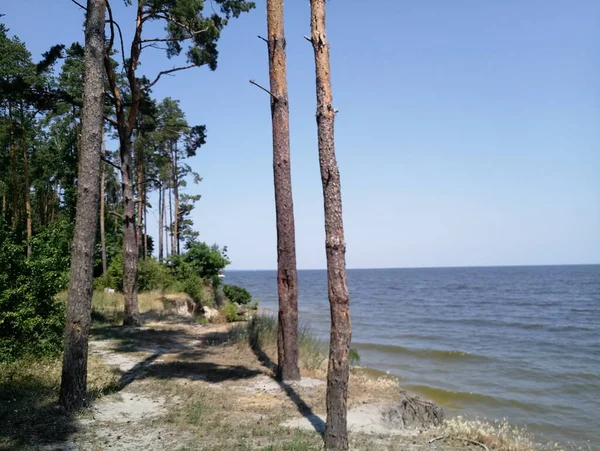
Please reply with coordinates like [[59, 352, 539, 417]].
[[309, 0, 352, 449], [119, 131, 141, 326], [266, 0, 300, 381], [59, 0, 106, 411]]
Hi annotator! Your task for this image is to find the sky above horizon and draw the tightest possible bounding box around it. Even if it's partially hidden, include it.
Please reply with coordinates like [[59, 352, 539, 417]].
[[2, 1, 599, 269]]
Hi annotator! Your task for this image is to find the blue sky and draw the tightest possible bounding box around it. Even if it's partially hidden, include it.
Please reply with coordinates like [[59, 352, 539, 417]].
[[3, 0, 599, 269]]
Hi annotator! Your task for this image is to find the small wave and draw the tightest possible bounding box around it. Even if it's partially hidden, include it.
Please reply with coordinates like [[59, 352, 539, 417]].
[[404, 385, 545, 412], [353, 342, 491, 363]]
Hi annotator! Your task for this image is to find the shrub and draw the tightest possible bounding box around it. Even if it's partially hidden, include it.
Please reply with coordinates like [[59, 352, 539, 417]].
[[349, 348, 361, 366], [105, 253, 124, 292], [138, 258, 173, 292], [221, 303, 240, 323], [223, 284, 252, 305], [177, 241, 230, 278], [0, 219, 67, 363]]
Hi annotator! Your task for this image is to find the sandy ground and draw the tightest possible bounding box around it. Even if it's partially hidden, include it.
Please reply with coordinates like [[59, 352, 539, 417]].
[[44, 319, 478, 451]]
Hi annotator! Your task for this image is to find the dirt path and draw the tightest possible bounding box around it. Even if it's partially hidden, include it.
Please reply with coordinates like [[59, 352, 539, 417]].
[[51, 319, 475, 451]]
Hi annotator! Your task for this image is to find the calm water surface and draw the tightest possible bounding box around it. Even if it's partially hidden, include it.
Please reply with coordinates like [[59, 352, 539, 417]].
[[225, 265, 600, 447]]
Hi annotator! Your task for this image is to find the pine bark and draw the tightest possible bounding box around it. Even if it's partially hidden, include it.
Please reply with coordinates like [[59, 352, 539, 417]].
[[21, 127, 32, 257], [309, 0, 352, 448], [9, 105, 18, 229], [136, 137, 144, 258], [103, 3, 143, 327], [265, 0, 300, 381], [119, 134, 140, 326], [158, 183, 164, 262], [100, 132, 107, 278], [172, 146, 180, 255], [143, 194, 148, 259], [168, 184, 173, 257], [59, 0, 106, 411]]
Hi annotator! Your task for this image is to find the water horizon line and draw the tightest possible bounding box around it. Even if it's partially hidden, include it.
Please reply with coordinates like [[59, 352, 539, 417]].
[[225, 262, 600, 272]]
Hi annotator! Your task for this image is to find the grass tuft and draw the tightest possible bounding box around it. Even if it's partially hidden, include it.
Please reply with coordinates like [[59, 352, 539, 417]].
[[440, 416, 536, 451], [230, 315, 326, 371]]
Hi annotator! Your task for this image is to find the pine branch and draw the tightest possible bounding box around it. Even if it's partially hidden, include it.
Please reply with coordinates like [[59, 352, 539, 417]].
[[101, 155, 121, 171], [143, 64, 197, 90], [249, 80, 276, 98], [70, 0, 86, 11]]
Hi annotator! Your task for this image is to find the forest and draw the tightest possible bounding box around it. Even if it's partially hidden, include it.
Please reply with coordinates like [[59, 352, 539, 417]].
[[0, 19, 242, 361]]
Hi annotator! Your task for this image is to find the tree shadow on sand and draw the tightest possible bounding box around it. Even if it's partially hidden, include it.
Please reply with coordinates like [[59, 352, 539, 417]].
[[249, 336, 327, 435]]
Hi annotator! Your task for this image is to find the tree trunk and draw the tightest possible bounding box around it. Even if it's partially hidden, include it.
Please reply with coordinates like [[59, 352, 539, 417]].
[[172, 147, 179, 255], [309, 1, 352, 449], [9, 105, 18, 229], [136, 136, 144, 259], [119, 132, 141, 326], [158, 183, 163, 262], [168, 184, 173, 257], [103, 0, 143, 327], [266, 0, 300, 381], [21, 127, 32, 257], [59, 0, 106, 411], [100, 132, 107, 279], [143, 193, 148, 259]]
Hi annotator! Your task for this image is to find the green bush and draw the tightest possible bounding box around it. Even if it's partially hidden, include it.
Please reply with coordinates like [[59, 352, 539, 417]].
[[0, 219, 67, 363], [349, 348, 361, 366], [184, 242, 230, 277], [223, 284, 252, 305], [105, 253, 124, 292], [221, 303, 240, 323], [138, 258, 173, 292], [93, 241, 230, 307]]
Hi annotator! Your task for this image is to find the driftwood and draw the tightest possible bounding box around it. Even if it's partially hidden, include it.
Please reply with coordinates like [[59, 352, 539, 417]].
[[429, 436, 490, 451], [382, 392, 445, 428]]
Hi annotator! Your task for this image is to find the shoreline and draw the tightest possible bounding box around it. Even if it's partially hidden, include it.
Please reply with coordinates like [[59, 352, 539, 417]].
[[252, 305, 590, 449]]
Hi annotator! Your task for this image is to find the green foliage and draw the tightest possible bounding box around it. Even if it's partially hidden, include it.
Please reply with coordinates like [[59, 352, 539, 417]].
[[223, 284, 252, 305], [0, 219, 66, 363], [181, 273, 208, 305], [104, 253, 124, 292], [176, 241, 230, 278], [349, 348, 361, 366], [221, 302, 240, 323], [138, 257, 173, 292], [135, 0, 255, 73]]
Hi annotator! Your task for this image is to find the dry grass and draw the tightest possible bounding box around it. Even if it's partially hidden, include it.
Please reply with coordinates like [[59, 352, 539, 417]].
[[438, 415, 536, 451], [229, 315, 327, 372], [0, 354, 120, 450]]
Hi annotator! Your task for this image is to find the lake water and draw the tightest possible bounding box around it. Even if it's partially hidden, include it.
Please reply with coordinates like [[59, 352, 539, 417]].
[[224, 265, 600, 447]]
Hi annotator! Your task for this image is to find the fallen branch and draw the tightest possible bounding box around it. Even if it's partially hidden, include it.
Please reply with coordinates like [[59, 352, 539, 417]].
[[428, 436, 489, 451]]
